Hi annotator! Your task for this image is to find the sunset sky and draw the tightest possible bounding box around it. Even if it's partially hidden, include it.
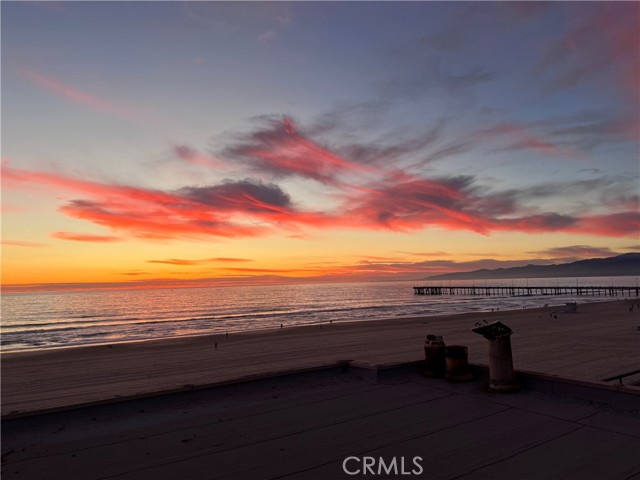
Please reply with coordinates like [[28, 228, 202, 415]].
[[2, 1, 639, 289]]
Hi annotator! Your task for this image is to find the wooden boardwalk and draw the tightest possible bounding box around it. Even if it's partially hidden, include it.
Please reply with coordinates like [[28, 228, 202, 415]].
[[413, 285, 640, 297]]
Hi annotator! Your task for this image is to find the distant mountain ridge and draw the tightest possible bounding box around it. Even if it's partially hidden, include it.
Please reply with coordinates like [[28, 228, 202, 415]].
[[426, 253, 640, 280]]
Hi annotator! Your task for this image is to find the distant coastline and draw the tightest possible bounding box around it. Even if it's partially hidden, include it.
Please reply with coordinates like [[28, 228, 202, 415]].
[[426, 253, 640, 280]]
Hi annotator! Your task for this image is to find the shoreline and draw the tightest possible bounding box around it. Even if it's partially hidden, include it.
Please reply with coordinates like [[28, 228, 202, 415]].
[[1, 297, 628, 355], [2, 299, 639, 417]]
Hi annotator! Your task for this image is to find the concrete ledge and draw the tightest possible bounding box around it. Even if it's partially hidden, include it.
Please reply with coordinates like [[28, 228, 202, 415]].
[[512, 368, 640, 411], [5, 358, 638, 420], [351, 360, 640, 411], [1, 361, 353, 420]]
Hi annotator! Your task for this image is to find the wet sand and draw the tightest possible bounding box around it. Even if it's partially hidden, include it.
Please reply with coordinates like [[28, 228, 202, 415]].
[[2, 299, 639, 417]]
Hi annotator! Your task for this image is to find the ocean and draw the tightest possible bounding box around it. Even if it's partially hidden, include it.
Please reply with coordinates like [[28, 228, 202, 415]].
[[2, 276, 638, 351]]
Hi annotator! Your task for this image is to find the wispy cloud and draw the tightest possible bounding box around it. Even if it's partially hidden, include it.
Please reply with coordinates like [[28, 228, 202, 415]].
[[338, 121, 444, 168], [529, 245, 618, 260], [479, 122, 583, 159], [342, 171, 490, 234], [292, 257, 560, 281], [19, 67, 146, 122], [214, 257, 253, 263], [413, 139, 474, 168], [381, 58, 494, 101], [148, 257, 252, 266], [277, 15, 292, 26], [546, 114, 639, 149], [535, 3, 639, 103], [398, 251, 450, 257], [51, 232, 122, 243], [257, 30, 277, 43], [307, 99, 391, 136], [570, 212, 640, 238], [119, 271, 151, 276], [173, 145, 227, 168], [222, 115, 370, 185], [1, 240, 47, 247], [220, 267, 293, 274]]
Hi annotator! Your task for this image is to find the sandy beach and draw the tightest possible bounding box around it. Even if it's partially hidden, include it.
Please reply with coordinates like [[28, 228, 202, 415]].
[[2, 299, 639, 418]]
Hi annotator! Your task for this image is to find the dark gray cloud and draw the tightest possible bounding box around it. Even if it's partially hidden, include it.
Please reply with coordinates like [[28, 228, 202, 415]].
[[180, 179, 292, 212], [496, 213, 578, 231]]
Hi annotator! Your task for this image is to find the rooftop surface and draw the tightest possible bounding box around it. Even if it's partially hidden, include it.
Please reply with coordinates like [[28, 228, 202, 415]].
[[2, 365, 639, 480]]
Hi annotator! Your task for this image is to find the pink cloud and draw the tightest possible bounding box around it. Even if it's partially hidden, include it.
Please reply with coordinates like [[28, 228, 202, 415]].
[[570, 211, 640, 238], [342, 171, 492, 234], [493, 213, 577, 233], [1, 240, 47, 247], [257, 30, 277, 43], [538, 3, 639, 104], [173, 145, 227, 168], [3, 166, 192, 206], [3, 165, 332, 240], [339, 170, 639, 238], [225, 116, 371, 185], [51, 232, 123, 243], [479, 122, 583, 159], [4, 163, 637, 242]]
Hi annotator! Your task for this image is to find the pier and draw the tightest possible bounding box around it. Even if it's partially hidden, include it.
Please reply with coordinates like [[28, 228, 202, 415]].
[[413, 285, 640, 297]]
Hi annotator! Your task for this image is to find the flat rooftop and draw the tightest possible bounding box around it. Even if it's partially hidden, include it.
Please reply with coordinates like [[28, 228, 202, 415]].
[[2, 365, 639, 480]]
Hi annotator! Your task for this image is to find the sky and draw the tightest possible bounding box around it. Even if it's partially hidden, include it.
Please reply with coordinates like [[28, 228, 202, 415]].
[[2, 1, 639, 290]]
